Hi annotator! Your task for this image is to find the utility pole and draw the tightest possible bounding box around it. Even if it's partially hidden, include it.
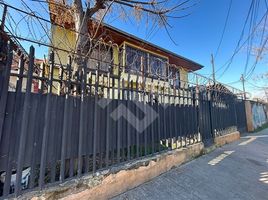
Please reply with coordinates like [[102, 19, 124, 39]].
[[211, 54, 216, 84], [265, 89, 268, 103], [240, 74, 246, 100], [1, 4, 7, 31]]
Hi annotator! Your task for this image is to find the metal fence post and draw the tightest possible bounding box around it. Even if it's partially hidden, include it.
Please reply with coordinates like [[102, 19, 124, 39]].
[[1, 4, 7, 31]]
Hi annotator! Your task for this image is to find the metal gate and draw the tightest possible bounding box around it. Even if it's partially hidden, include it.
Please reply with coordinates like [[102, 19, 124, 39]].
[[199, 90, 213, 146]]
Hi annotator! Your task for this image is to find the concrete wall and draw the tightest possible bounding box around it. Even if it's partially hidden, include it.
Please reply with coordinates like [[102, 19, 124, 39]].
[[25, 143, 204, 200], [252, 103, 267, 129], [214, 131, 240, 146], [245, 100, 268, 132], [24, 130, 241, 200]]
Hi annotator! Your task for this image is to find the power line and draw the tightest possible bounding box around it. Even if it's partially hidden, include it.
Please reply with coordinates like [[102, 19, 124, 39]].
[[226, 80, 240, 85], [243, 0, 259, 75], [245, 36, 268, 80], [246, 80, 268, 89], [216, 0, 255, 79], [217, 0, 268, 82], [245, 1, 268, 80], [214, 0, 233, 59], [217, 6, 268, 81], [247, 82, 261, 89]]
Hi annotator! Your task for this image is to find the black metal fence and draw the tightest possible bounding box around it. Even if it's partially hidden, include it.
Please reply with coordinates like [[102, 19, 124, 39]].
[[235, 99, 248, 132], [0, 45, 247, 199]]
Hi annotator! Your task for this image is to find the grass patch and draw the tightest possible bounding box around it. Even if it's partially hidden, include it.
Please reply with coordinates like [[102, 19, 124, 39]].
[[253, 123, 268, 133]]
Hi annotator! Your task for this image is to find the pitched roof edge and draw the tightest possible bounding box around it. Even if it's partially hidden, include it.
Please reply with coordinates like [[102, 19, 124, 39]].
[[102, 23, 204, 71]]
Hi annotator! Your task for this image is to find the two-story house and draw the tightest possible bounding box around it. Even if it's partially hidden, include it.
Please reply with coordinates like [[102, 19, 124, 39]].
[[48, 1, 203, 97]]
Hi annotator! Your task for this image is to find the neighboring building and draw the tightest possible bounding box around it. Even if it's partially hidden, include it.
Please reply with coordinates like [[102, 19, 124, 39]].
[[0, 31, 56, 94], [48, 1, 203, 96]]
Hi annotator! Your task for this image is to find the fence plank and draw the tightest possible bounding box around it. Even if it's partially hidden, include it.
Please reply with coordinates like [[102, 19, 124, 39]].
[[93, 70, 99, 173], [15, 55, 25, 93], [29, 93, 43, 189], [143, 77, 147, 156], [15, 46, 34, 196], [78, 65, 86, 176], [60, 56, 72, 182], [150, 77, 155, 154], [116, 77, 121, 163], [111, 76, 115, 164], [2, 92, 16, 196], [99, 74, 106, 168], [135, 73, 139, 158], [0, 43, 12, 144], [126, 74, 131, 161], [39, 51, 55, 189], [48, 96, 58, 183], [2, 54, 24, 196], [105, 72, 111, 167]]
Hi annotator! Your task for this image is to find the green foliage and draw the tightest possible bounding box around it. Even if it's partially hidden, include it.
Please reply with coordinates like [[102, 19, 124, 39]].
[[253, 123, 268, 133]]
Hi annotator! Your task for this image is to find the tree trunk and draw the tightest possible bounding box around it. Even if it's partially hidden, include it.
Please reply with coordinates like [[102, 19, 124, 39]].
[[73, 0, 87, 68]]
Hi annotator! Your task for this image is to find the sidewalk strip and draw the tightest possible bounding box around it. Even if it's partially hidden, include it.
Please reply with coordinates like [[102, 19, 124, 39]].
[[239, 137, 256, 146], [260, 172, 268, 184], [241, 135, 268, 139], [208, 151, 234, 166]]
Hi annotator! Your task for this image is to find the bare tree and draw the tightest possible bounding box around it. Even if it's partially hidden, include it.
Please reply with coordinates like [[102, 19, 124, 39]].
[[49, 0, 197, 72], [243, 15, 268, 82]]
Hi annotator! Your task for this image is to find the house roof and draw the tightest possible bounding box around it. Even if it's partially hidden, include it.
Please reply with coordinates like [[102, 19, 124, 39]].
[[101, 23, 204, 71]]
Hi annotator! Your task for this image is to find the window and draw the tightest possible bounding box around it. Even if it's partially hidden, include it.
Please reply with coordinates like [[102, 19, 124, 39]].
[[87, 49, 99, 70], [169, 68, 180, 88], [125, 45, 168, 77], [149, 54, 167, 77], [125, 45, 148, 73], [87, 46, 113, 72]]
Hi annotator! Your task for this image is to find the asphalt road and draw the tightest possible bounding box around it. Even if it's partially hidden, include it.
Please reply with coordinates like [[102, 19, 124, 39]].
[[112, 129, 268, 200]]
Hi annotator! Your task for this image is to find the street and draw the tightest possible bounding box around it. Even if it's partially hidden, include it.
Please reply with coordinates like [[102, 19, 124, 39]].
[[112, 129, 268, 200]]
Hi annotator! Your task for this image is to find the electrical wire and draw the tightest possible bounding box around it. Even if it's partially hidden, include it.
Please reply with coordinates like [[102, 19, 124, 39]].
[[214, 0, 233, 59], [216, 0, 255, 79], [243, 0, 259, 75], [245, 1, 268, 80], [246, 80, 268, 89]]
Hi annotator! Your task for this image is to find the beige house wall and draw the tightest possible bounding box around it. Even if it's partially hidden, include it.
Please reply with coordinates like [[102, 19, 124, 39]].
[[51, 26, 76, 65], [50, 26, 191, 97]]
